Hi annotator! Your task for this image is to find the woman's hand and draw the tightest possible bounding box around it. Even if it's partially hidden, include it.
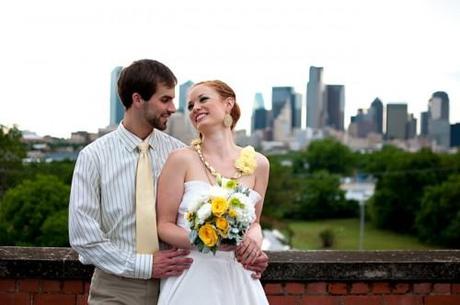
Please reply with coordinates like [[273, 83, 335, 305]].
[[219, 243, 237, 251], [235, 236, 261, 266]]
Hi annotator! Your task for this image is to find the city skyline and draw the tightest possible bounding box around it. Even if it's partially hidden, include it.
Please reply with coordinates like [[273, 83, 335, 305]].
[[1, 0, 459, 138]]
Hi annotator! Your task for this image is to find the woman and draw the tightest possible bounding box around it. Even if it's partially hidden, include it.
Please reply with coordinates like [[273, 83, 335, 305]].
[[156, 80, 270, 305]]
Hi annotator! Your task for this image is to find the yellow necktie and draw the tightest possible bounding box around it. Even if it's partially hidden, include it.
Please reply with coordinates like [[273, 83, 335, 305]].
[[135, 141, 159, 254]]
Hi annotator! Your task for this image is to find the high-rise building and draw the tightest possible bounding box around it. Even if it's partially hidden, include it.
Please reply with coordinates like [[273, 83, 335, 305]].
[[428, 91, 450, 148], [272, 86, 298, 131], [420, 111, 429, 136], [429, 91, 449, 120], [348, 109, 374, 138], [306, 66, 324, 129], [178, 80, 194, 113], [406, 113, 417, 139], [369, 98, 383, 134], [386, 104, 408, 140], [273, 99, 292, 142], [293, 93, 302, 129], [109, 66, 124, 126], [325, 85, 345, 131], [251, 93, 267, 132], [451, 123, 460, 147]]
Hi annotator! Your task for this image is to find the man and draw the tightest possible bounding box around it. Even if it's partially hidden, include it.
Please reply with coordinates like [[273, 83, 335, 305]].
[[69, 59, 268, 305]]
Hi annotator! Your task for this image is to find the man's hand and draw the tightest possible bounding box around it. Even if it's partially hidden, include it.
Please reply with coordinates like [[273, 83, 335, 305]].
[[237, 250, 269, 279], [152, 248, 193, 279]]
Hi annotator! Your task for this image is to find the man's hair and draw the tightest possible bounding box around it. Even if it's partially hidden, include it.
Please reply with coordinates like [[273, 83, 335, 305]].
[[117, 59, 177, 109]]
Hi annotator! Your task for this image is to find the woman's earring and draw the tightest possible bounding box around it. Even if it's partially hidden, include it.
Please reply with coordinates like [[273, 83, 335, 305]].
[[223, 114, 233, 128]]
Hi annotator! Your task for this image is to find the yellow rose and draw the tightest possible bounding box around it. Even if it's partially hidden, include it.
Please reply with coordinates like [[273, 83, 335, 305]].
[[216, 217, 229, 234], [211, 197, 228, 217], [198, 224, 218, 247], [228, 208, 237, 218]]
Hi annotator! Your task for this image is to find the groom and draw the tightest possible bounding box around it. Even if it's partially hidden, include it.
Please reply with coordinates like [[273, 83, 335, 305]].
[[69, 59, 268, 305]]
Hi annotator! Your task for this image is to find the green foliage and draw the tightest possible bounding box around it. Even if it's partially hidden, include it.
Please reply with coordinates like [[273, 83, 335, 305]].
[[0, 125, 26, 196], [295, 138, 355, 175], [369, 148, 447, 233], [415, 175, 460, 248], [318, 227, 335, 248], [290, 170, 357, 219], [0, 174, 70, 246], [22, 160, 75, 185], [263, 156, 301, 218]]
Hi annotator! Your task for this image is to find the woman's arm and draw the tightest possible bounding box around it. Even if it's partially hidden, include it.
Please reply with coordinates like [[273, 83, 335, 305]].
[[157, 149, 192, 249], [236, 153, 270, 261]]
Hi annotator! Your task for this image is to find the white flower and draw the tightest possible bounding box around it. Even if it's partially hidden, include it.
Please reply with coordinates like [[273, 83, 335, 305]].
[[196, 203, 212, 224], [234, 204, 256, 224], [188, 194, 209, 212], [209, 185, 229, 199], [229, 193, 250, 208]]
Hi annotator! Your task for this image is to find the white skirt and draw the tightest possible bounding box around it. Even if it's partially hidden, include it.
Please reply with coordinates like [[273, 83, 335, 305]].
[[158, 250, 269, 305]]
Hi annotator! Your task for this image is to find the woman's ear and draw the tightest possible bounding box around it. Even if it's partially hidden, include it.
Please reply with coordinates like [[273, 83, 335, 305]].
[[225, 97, 235, 111]]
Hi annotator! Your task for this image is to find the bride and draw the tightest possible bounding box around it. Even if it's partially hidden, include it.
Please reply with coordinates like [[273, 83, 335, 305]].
[[156, 80, 270, 305]]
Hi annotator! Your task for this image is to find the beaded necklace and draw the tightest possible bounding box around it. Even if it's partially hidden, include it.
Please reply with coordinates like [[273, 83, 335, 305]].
[[191, 139, 256, 180]]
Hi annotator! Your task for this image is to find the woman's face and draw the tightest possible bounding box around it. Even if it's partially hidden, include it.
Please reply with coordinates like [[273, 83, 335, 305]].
[[187, 84, 229, 131]]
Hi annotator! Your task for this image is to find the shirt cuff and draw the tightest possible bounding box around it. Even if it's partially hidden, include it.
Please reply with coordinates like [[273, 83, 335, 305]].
[[134, 254, 153, 279]]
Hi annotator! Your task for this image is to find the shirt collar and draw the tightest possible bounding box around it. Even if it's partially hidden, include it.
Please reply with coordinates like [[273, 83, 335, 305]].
[[117, 123, 156, 152]]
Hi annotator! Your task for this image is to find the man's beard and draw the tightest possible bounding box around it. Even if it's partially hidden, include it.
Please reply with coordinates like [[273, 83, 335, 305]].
[[148, 115, 167, 131]]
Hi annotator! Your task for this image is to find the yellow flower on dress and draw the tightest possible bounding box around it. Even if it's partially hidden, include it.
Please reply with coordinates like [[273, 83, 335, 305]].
[[211, 197, 228, 217], [216, 217, 229, 235], [198, 224, 218, 247], [234, 146, 257, 175]]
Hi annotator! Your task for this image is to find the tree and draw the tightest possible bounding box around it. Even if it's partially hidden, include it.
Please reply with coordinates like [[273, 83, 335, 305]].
[[370, 148, 447, 233], [0, 125, 26, 196], [415, 174, 460, 248], [291, 170, 357, 220], [263, 156, 301, 219], [22, 160, 75, 185], [0, 174, 70, 246], [295, 138, 355, 175]]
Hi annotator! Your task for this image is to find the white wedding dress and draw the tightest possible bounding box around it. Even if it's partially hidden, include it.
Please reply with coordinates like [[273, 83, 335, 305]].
[[157, 180, 269, 305]]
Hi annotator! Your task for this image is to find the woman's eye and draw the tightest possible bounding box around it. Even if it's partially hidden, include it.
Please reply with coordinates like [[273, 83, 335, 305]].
[[187, 103, 194, 111], [199, 97, 208, 103]]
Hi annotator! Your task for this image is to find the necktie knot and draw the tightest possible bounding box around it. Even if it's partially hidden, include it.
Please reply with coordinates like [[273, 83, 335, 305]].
[[138, 142, 150, 154]]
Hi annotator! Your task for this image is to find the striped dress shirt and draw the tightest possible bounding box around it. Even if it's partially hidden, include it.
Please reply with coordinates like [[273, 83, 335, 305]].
[[69, 123, 185, 279]]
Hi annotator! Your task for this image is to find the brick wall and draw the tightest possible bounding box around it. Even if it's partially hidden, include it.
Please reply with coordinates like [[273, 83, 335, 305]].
[[264, 282, 460, 305], [1, 247, 459, 305]]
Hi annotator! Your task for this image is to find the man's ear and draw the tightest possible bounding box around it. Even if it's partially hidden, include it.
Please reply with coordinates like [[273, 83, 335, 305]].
[[132, 93, 143, 108]]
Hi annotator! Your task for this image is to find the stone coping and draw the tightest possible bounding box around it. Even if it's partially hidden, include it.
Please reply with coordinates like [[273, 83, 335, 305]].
[[0, 247, 459, 282]]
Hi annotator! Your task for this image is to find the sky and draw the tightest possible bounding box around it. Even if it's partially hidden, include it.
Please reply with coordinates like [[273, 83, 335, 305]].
[[0, 0, 459, 138]]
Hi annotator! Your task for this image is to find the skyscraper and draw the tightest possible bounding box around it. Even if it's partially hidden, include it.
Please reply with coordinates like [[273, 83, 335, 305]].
[[251, 93, 267, 132], [271, 86, 298, 130], [451, 123, 460, 147], [420, 111, 429, 136], [325, 85, 345, 131], [369, 98, 383, 134], [178, 80, 194, 113], [109, 66, 124, 126], [428, 91, 450, 148], [386, 104, 408, 140], [306, 66, 324, 129], [406, 113, 417, 139]]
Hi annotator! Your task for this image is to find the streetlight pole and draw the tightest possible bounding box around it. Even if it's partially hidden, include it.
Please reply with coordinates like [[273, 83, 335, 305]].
[[358, 199, 365, 250]]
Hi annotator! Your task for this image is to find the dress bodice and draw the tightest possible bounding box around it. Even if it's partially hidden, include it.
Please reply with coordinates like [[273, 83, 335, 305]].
[[176, 180, 262, 229]]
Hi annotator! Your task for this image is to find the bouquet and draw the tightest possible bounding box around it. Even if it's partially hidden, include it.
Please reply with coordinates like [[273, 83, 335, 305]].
[[185, 177, 256, 254]]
